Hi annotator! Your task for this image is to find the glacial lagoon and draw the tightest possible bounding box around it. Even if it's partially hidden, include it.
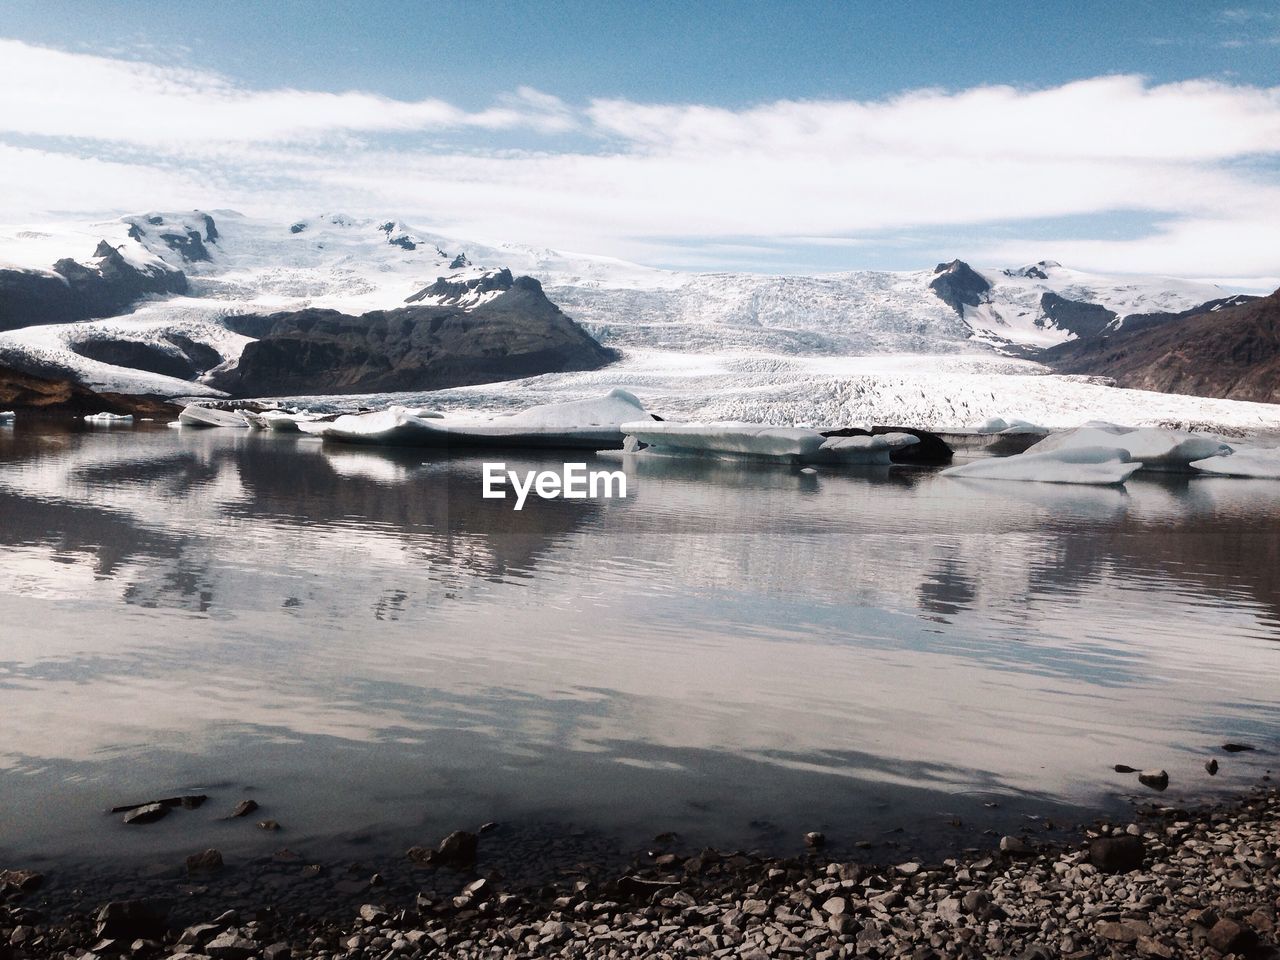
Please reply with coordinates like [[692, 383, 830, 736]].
[[1, 422, 1278, 876]]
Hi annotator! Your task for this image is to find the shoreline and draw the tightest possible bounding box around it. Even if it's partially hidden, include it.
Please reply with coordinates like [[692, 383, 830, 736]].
[[4, 784, 1278, 959]]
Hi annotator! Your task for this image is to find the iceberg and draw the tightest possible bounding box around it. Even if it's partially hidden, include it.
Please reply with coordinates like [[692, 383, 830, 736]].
[[83, 412, 133, 424], [942, 446, 1141, 486], [1191, 447, 1280, 479], [0, 411, 14, 423], [177, 405, 251, 429], [811, 432, 921, 465], [973, 416, 1046, 435], [1030, 426, 1231, 472], [313, 389, 652, 449], [620, 421, 828, 463]]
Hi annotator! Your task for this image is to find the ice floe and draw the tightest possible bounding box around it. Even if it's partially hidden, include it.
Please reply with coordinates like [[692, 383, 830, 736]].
[[811, 432, 921, 465], [82, 412, 133, 424], [310, 389, 652, 449], [620, 422, 828, 463], [942, 446, 1141, 486], [973, 416, 1046, 435], [0, 410, 14, 423], [1029, 425, 1231, 472], [1191, 447, 1280, 479], [176, 405, 250, 428]]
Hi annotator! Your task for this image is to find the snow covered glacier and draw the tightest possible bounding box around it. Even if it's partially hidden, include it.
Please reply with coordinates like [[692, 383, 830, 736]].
[[1, 210, 1274, 433]]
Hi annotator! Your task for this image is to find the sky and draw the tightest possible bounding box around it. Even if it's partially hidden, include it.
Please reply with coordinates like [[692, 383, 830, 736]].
[[1, 0, 1279, 281]]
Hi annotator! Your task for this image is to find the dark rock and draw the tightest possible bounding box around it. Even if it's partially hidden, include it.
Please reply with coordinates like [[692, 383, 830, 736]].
[[257, 819, 280, 831], [159, 230, 210, 262], [449, 253, 470, 270], [69, 332, 222, 381], [804, 831, 826, 849], [122, 803, 168, 825], [197, 213, 219, 243], [1088, 835, 1145, 872], [1205, 758, 1219, 775], [1038, 292, 1117, 339], [0, 241, 187, 332], [95, 901, 167, 941], [929, 259, 990, 316], [1207, 917, 1255, 953], [0, 869, 43, 893], [1221, 742, 1255, 752], [1138, 769, 1170, 791], [230, 799, 259, 818], [263, 942, 291, 960], [185, 849, 224, 875], [1113, 764, 1139, 773], [211, 271, 617, 397], [111, 795, 207, 814], [289, 222, 307, 234], [410, 830, 479, 869], [1044, 289, 1280, 403]]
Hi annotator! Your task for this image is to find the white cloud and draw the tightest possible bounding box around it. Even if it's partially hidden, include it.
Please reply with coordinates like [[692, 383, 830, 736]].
[[0, 39, 574, 143], [1, 38, 1278, 278]]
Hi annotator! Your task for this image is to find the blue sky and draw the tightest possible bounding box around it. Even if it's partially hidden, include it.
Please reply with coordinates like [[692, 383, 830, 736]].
[[1, 1, 1278, 279]]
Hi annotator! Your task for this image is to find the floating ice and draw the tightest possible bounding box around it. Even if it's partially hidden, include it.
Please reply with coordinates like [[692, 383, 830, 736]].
[[177, 405, 250, 428], [973, 416, 1046, 435], [312, 389, 652, 449], [0, 410, 14, 423], [811, 432, 921, 465], [82, 412, 133, 424], [1191, 447, 1280, 479], [620, 421, 828, 463], [1030, 426, 1231, 472], [942, 446, 1140, 486]]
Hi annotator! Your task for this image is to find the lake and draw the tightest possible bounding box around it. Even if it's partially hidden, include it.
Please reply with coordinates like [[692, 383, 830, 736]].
[[1, 421, 1278, 881]]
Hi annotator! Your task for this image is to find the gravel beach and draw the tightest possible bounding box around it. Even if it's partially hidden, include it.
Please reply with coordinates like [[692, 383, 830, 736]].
[[4, 784, 1278, 960]]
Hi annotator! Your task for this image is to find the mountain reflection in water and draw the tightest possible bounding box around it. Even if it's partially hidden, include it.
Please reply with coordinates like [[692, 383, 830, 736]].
[[0, 423, 1277, 866]]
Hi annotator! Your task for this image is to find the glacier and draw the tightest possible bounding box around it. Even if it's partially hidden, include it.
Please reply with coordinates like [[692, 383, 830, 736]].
[[1, 210, 1274, 436]]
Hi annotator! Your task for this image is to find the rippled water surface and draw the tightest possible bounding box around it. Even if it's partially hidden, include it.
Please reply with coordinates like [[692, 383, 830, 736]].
[[1, 422, 1278, 868]]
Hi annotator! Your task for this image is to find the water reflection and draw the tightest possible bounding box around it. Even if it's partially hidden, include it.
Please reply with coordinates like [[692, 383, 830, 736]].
[[0, 424, 1277, 867]]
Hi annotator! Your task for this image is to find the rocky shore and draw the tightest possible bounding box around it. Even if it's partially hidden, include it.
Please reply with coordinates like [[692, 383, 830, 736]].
[[4, 785, 1278, 960]]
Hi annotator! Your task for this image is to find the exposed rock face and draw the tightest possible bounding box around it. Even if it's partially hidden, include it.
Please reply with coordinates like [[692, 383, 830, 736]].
[[929, 259, 990, 316], [68, 332, 225, 381], [1038, 292, 1117, 339], [0, 242, 187, 332], [0, 363, 177, 416], [1046, 289, 1280, 403], [211, 273, 618, 397]]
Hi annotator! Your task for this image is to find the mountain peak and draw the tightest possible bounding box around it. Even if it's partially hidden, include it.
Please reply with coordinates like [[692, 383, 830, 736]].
[[404, 268, 516, 309], [929, 259, 990, 316]]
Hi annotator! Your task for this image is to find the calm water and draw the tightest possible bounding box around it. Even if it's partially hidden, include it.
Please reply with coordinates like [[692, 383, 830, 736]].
[[1, 422, 1278, 872]]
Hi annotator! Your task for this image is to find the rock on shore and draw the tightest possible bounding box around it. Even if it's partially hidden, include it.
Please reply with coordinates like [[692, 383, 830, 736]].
[[2, 789, 1279, 959]]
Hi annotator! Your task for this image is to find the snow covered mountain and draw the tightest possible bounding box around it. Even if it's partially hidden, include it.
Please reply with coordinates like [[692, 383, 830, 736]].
[[0, 210, 1257, 427]]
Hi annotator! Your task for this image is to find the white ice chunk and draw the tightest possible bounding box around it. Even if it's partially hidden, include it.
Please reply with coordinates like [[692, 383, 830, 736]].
[[177, 405, 250, 428], [1191, 447, 1280, 479], [496, 388, 649, 427], [0, 411, 14, 422], [1031, 426, 1231, 472], [811, 432, 921, 465], [942, 446, 1141, 486], [83, 412, 133, 424], [973, 416, 1045, 434], [621, 421, 827, 462], [313, 389, 651, 449]]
